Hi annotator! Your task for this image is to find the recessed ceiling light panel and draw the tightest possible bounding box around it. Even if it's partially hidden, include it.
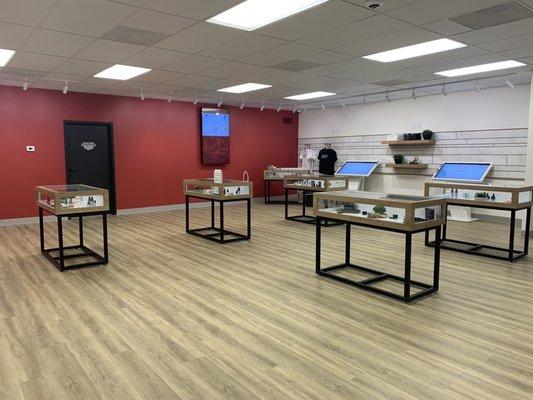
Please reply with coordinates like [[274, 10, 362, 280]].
[[218, 83, 272, 93], [363, 38, 466, 63], [94, 64, 151, 80], [285, 91, 336, 100], [435, 60, 526, 77], [0, 49, 15, 67], [208, 0, 330, 31]]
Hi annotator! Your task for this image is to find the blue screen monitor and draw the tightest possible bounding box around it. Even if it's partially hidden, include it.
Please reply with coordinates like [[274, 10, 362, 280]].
[[201, 109, 229, 137], [432, 162, 493, 183], [335, 161, 379, 177]]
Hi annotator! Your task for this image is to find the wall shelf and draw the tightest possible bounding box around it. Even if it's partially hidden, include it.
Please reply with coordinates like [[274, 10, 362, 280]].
[[385, 163, 428, 169], [381, 139, 436, 146]]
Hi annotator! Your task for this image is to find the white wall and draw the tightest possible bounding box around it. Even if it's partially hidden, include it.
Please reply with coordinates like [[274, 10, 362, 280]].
[[300, 85, 530, 138], [299, 85, 532, 223]]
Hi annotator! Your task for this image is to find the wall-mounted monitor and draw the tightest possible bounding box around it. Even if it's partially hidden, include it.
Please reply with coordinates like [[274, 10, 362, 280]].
[[200, 108, 230, 164], [432, 162, 493, 183], [335, 160, 379, 177]]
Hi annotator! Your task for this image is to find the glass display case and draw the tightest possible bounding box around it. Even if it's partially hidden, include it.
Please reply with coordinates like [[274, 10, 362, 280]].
[[183, 178, 253, 243], [183, 178, 253, 201], [313, 190, 446, 303], [284, 174, 349, 192], [424, 181, 533, 209], [424, 181, 532, 262], [263, 167, 308, 180], [313, 191, 446, 231], [36, 184, 109, 215]]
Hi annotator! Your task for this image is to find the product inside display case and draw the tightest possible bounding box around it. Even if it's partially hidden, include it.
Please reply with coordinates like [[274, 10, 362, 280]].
[[314, 191, 445, 229], [36, 185, 109, 215], [264, 167, 308, 179]]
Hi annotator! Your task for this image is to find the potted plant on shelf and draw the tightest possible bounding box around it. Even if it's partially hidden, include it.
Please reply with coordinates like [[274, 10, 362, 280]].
[[393, 154, 404, 165], [370, 204, 387, 219], [422, 129, 434, 140]]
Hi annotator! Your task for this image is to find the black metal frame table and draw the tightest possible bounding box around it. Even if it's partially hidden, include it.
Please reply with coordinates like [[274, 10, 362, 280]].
[[317, 217, 442, 303], [313, 190, 446, 302], [284, 174, 349, 227], [284, 188, 343, 226], [425, 202, 531, 262], [424, 182, 533, 262], [264, 178, 298, 204], [39, 207, 109, 271], [185, 195, 251, 244]]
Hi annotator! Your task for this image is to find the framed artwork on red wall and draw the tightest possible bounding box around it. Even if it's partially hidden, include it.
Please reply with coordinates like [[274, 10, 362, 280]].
[[200, 108, 230, 165]]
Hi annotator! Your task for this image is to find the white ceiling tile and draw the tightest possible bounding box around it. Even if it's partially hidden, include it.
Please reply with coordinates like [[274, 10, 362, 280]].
[[423, 19, 473, 36], [298, 15, 411, 49], [501, 45, 533, 58], [517, 55, 533, 64], [77, 77, 119, 89], [299, 50, 354, 64], [302, 58, 375, 76], [74, 39, 144, 63], [256, 0, 374, 40], [55, 59, 112, 76], [164, 74, 214, 87], [385, 0, 509, 25], [329, 63, 404, 80], [8, 52, 67, 72], [122, 47, 189, 68], [120, 9, 195, 35], [343, 0, 420, 12], [415, 53, 509, 73], [162, 55, 227, 73], [156, 22, 243, 53], [0, 22, 34, 50], [200, 34, 286, 60], [44, 71, 87, 83], [452, 17, 533, 44], [233, 67, 290, 81], [144, 0, 241, 19], [394, 46, 490, 68], [41, 0, 136, 37], [478, 33, 533, 52], [22, 29, 94, 58], [0, 0, 56, 26], [240, 43, 322, 66], [130, 69, 180, 83], [336, 27, 441, 56], [200, 62, 260, 78]]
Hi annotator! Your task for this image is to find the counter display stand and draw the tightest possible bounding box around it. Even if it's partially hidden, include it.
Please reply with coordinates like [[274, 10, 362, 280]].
[[314, 191, 446, 302], [263, 168, 308, 204], [183, 179, 253, 244], [284, 175, 349, 226], [424, 182, 532, 262], [36, 185, 110, 271]]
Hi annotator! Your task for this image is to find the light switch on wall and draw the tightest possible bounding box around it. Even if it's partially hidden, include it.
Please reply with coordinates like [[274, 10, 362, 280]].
[[26, 146, 35, 152]]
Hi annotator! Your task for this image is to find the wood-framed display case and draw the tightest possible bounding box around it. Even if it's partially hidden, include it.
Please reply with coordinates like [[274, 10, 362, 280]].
[[313, 190, 446, 303]]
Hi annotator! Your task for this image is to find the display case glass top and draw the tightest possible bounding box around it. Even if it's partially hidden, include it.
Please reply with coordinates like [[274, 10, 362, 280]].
[[424, 181, 533, 210], [36, 184, 110, 215], [284, 174, 349, 192], [313, 190, 446, 231], [183, 178, 253, 201]]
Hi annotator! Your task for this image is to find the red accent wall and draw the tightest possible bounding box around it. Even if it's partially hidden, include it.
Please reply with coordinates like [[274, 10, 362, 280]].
[[0, 85, 298, 219]]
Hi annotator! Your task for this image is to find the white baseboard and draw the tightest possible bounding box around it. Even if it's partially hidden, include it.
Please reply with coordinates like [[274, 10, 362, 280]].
[[0, 196, 287, 226]]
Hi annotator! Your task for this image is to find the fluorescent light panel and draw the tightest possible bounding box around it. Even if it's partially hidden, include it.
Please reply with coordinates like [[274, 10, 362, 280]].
[[363, 38, 466, 63], [435, 60, 526, 77], [94, 64, 151, 80], [208, 0, 329, 31], [285, 91, 336, 100], [0, 49, 15, 67], [218, 83, 272, 93]]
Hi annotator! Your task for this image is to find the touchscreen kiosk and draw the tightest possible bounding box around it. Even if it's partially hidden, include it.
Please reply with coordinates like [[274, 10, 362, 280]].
[[432, 162, 492, 183], [335, 161, 379, 177]]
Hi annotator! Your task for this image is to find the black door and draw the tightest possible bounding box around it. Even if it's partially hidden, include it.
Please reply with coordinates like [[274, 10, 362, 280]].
[[64, 121, 116, 213]]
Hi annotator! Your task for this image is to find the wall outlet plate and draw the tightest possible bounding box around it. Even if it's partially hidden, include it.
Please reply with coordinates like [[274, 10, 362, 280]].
[[26, 146, 36, 152]]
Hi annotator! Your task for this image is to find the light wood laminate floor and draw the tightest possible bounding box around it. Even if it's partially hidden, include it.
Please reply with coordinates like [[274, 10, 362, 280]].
[[0, 203, 532, 400]]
